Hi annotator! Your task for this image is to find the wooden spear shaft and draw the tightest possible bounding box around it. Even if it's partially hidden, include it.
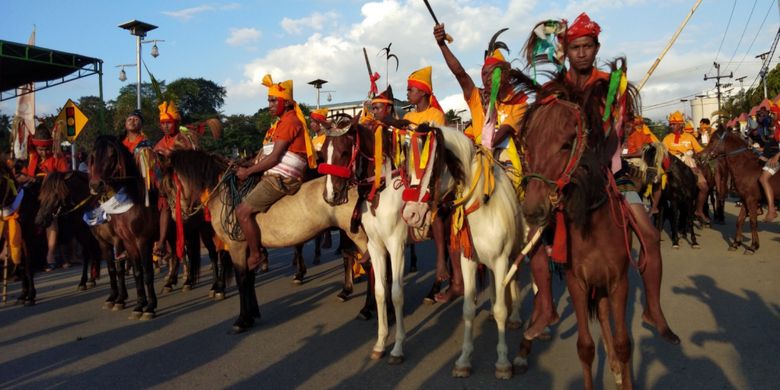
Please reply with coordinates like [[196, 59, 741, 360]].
[[637, 0, 703, 92]]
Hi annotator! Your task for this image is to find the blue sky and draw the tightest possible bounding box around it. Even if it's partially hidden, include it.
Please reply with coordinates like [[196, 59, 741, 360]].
[[1, 0, 777, 121]]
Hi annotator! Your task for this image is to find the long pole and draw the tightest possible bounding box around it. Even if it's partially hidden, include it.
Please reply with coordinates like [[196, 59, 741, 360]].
[[136, 35, 142, 110], [637, 0, 703, 92]]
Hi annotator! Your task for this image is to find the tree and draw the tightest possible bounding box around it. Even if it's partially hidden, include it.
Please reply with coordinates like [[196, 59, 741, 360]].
[[723, 63, 780, 120], [166, 78, 226, 123], [0, 112, 11, 154], [109, 82, 164, 140], [74, 96, 112, 151]]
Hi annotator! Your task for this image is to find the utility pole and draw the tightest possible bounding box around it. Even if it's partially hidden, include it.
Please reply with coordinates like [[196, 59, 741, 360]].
[[704, 62, 733, 124], [757, 51, 771, 99]]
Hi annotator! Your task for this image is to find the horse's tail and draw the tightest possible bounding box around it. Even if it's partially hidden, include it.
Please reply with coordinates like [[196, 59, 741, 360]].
[[587, 285, 609, 320]]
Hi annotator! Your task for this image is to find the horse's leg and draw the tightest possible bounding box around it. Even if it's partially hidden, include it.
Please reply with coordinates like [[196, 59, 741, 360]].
[[213, 250, 230, 301], [313, 234, 322, 265], [116, 258, 129, 309], [453, 256, 478, 377], [337, 250, 354, 302], [183, 222, 202, 291], [407, 243, 418, 273], [230, 242, 257, 332], [507, 279, 523, 329], [513, 338, 534, 374], [387, 238, 407, 364], [670, 204, 680, 249], [748, 198, 760, 254], [566, 274, 596, 390], [689, 206, 701, 249], [141, 242, 157, 320], [358, 261, 375, 320], [730, 203, 747, 251], [369, 241, 389, 360], [130, 258, 147, 319], [597, 295, 622, 386], [491, 258, 512, 379], [610, 275, 633, 389], [78, 254, 89, 291], [524, 245, 557, 340], [292, 244, 306, 284]]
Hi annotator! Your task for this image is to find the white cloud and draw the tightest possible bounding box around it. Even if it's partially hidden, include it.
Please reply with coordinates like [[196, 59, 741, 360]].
[[281, 12, 339, 35], [163, 3, 241, 21], [226, 28, 262, 47]]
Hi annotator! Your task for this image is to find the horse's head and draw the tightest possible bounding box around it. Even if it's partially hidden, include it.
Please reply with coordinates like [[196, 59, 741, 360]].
[[88, 135, 130, 195], [700, 127, 740, 160], [318, 117, 358, 206], [36, 171, 92, 227], [521, 97, 588, 228]]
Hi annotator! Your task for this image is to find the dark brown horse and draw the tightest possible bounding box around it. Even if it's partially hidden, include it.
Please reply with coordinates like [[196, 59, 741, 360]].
[[522, 92, 634, 388], [0, 163, 46, 305], [700, 128, 779, 253], [35, 171, 129, 310], [89, 135, 159, 319]]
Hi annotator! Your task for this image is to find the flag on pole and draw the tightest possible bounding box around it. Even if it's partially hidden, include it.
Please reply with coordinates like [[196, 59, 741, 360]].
[[12, 27, 36, 159]]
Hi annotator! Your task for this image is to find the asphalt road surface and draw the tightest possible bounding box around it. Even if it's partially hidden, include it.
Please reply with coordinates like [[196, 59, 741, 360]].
[[1, 202, 779, 389]]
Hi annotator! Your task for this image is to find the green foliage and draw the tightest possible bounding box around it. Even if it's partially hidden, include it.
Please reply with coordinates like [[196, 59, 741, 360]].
[[166, 78, 226, 122], [74, 96, 112, 151], [0, 113, 11, 153], [723, 63, 780, 120], [109, 82, 163, 141]]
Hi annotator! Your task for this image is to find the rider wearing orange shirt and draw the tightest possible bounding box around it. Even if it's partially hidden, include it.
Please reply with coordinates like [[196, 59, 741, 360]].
[[236, 75, 316, 273]]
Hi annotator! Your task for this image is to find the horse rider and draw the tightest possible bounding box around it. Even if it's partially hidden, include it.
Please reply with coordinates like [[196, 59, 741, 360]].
[[236, 74, 316, 272], [523, 12, 680, 344], [758, 124, 780, 222], [698, 118, 714, 146], [121, 109, 149, 154], [310, 108, 330, 154], [433, 24, 528, 303], [662, 110, 709, 224], [623, 115, 663, 215], [17, 125, 70, 271]]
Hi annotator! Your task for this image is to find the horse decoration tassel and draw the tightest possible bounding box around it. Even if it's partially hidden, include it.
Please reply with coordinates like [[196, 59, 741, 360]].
[[527, 20, 566, 82], [503, 227, 543, 287]]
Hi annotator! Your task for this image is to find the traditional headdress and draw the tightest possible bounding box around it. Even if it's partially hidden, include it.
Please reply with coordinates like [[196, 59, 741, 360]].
[[683, 120, 695, 133], [407, 66, 443, 113], [127, 109, 144, 123], [158, 100, 181, 122], [30, 124, 53, 148], [310, 108, 329, 123], [371, 85, 395, 106], [564, 12, 601, 44], [483, 28, 510, 71], [668, 111, 685, 125], [262, 74, 316, 168]]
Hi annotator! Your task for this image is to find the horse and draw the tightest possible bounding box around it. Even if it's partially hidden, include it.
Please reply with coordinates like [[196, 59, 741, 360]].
[[0, 163, 46, 306], [394, 124, 525, 379], [637, 144, 700, 249], [36, 171, 104, 290], [35, 171, 130, 310], [697, 153, 729, 224], [88, 135, 159, 319], [164, 149, 368, 332], [522, 93, 634, 388], [700, 128, 780, 254]]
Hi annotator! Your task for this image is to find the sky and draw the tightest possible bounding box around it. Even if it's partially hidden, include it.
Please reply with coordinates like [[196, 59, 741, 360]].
[[2, 0, 778, 122]]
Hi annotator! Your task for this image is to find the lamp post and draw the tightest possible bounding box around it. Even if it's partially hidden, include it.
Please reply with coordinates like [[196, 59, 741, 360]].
[[680, 99, 690, 120], [308, 79, 328, 109], [119, 20, 158, 110]]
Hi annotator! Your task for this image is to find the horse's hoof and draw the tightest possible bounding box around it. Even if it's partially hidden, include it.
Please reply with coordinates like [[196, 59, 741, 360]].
[[140, 312, 156, 321], [213, 292, 225, 301], [292, 275, 304, 285], [728, 245, 738, 252], [112, 303, 125, 311], [370, 350, 384, 360], [182, 284, 192, 292], [313, 257, 321, 265], [672, 245, 680, 250], [357, 308, 372, 321], [507, 319, 523, 330], [162, 286, 173, 294], [744, 249, 755, 256], [423, 297, 436, 305], [495, 364, 513, 380], [103, 301, 114, 310], [24, 299, 35, 307], [86, 281, 97, 289], [692, 244, 701, 249], [387, 354, 404, 365], [77, 284, 87, 291], [208, 289, 216, 298], [513, 356, 529, 375], [129, 311, 143, 320], [538, 327, 553, 341], [452, 365, 471, 378], [409, 265, 417, 273]]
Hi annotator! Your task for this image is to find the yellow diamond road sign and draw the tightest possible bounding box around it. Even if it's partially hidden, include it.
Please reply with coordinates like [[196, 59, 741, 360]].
[[56, 99, 88, 142]]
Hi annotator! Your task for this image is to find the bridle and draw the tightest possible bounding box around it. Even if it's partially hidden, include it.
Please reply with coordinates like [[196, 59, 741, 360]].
[[317, 126, 360, 181], [521, 97, 588, 208]]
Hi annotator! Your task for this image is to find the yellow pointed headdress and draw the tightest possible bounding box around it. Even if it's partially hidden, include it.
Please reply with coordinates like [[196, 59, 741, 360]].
[[668, 111, 684, 125], [262, 74, 293, 101], [310, 108, 328, 123], [158, 101, 181, 122]]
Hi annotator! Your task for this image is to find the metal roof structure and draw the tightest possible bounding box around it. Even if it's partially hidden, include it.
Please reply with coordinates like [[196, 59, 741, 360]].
[[0, 39, 103, 102]]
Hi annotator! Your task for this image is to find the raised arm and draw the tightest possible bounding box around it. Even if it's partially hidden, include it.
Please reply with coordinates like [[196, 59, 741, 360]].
[[434, 24, 475, 98]]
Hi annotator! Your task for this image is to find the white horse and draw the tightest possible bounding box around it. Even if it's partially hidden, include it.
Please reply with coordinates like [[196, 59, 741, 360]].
[[399, 124, 526, 379]]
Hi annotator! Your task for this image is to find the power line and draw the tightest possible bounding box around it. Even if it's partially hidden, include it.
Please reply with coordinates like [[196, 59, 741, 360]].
[[731, 0, 776, 76], [711, 0, 738, 73], [724, 0, 759, 73]]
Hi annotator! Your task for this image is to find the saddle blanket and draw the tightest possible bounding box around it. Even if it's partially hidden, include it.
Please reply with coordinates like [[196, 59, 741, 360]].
[[1, 189, 24, 217], [83, 187, 134, 226]]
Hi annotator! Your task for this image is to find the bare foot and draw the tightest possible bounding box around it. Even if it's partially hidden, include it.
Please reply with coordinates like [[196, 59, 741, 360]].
[[642, 311, 681, 345], [434, 285, 463, 303], [247, 252, 268, 273], [764, 209, 777, 222], [524, 310, 559, 340], [435, 264, 450, 282]]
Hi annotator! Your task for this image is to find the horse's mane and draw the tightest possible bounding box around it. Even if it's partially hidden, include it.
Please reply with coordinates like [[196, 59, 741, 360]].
[[167, 149, 230, 198], [39, 171, 70, 208], [522, 58, 639, 229], [93, 135, 144, 203], [416, 124, 466, 198]]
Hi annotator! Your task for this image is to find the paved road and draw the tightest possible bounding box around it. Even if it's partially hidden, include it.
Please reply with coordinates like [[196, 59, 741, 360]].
[[1, 202, 779, 389]]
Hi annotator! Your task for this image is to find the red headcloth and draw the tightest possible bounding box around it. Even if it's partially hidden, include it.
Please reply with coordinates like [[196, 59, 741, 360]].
[[565, 12, 601, 43]]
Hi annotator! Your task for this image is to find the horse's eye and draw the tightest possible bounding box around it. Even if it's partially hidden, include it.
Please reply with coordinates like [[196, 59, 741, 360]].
[[561, 142, 572, 151]]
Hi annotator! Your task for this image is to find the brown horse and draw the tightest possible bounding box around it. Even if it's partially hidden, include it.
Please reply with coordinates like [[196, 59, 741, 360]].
[[35, 171, 130, 309], [522, 94, 634, 388], [164, 149, 368, 332], [700, 128, 779, 253], [89, 135, 159, 319]]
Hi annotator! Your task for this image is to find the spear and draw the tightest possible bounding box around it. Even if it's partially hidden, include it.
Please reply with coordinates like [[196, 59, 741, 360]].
[[363, 47, 380, 98], [423, 0, 453, 43], [378, 43, 399, 89]]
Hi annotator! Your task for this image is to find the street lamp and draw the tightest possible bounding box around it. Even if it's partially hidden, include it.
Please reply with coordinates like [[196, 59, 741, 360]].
[[119, 19, 158, 110], [308, 79, 328, 109], [116, 64, 136, 82], [680, 99, 690, 120]]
